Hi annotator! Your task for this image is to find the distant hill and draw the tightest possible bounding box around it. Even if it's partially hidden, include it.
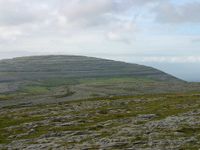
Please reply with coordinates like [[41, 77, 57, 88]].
[[0, 55, 181, 82], [1, 55, 200, 108]]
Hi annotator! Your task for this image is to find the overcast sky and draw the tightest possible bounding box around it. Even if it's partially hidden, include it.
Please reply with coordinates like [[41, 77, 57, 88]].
[[0, 0, 200, 81]]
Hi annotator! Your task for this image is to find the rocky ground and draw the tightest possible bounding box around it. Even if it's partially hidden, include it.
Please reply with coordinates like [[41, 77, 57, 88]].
[[1, 93, 200, 149]]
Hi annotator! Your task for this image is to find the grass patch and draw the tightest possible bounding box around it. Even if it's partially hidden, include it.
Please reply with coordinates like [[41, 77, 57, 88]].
[[21, 86, 49, 95], [39, 78, 79, 87], [0, 115, 45, 144], [79, 76, 155, 83], [0, 95, 13, 101], [19, 126, 50, 139], [177, 127, 200, 136]]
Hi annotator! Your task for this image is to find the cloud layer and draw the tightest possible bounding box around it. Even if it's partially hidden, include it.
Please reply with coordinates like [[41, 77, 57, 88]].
[[137, 56, 200, 63], [0, 0, 200, 64], [0, 0, 166, 41], [155, 1, 200, 23]]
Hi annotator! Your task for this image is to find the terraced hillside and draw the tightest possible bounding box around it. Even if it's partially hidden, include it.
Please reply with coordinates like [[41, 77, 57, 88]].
[[1, 92, 200, 149], [0, 55, 179, 83], [1, 55, 200, 108]]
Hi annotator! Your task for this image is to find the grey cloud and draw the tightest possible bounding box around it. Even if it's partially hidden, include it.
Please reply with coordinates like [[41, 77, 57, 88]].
[[0, 0, 54, 26], [0, 0, 152, 41], [191, 37, 200, 43], [154, 1, 200, 23], [0, 0, 198, 47], [0, 0, 160, 27]]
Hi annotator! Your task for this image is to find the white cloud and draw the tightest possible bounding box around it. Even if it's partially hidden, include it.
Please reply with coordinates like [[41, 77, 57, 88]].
[[0, 0, 52, 26], [0, 0, 199, 61], [106, 20, 138, 43], [0, 0, 153, 45], [0, 26, 22, 41], [138, 56, 200, 63]]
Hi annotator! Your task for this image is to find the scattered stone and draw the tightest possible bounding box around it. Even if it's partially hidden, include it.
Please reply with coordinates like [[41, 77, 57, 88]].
[[138, 114, 157, 120]]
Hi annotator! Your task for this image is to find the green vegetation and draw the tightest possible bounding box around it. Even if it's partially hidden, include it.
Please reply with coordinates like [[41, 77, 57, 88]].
[[0, 95, 13, 101], [1, 55, 200, 149], [0, 55, 185, 95], [78, 76, 155, 84], [0, 92, 200, 149], [0, 114, 44, 143], [1, 55, 200, 107], [39, 78, 79, 87], [21, 86, 50, 95]]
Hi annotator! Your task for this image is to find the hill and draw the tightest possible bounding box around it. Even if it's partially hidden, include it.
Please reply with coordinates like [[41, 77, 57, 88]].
[[1, 56, 200, 149], [0, 55, 199, 107], [0, 55, 180, 82]]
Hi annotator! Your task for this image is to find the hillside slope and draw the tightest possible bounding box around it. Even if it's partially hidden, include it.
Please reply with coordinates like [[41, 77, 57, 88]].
[[0, 56, 200, 149], [0, 55, 199, 108], [0, 55, 180, 82]]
